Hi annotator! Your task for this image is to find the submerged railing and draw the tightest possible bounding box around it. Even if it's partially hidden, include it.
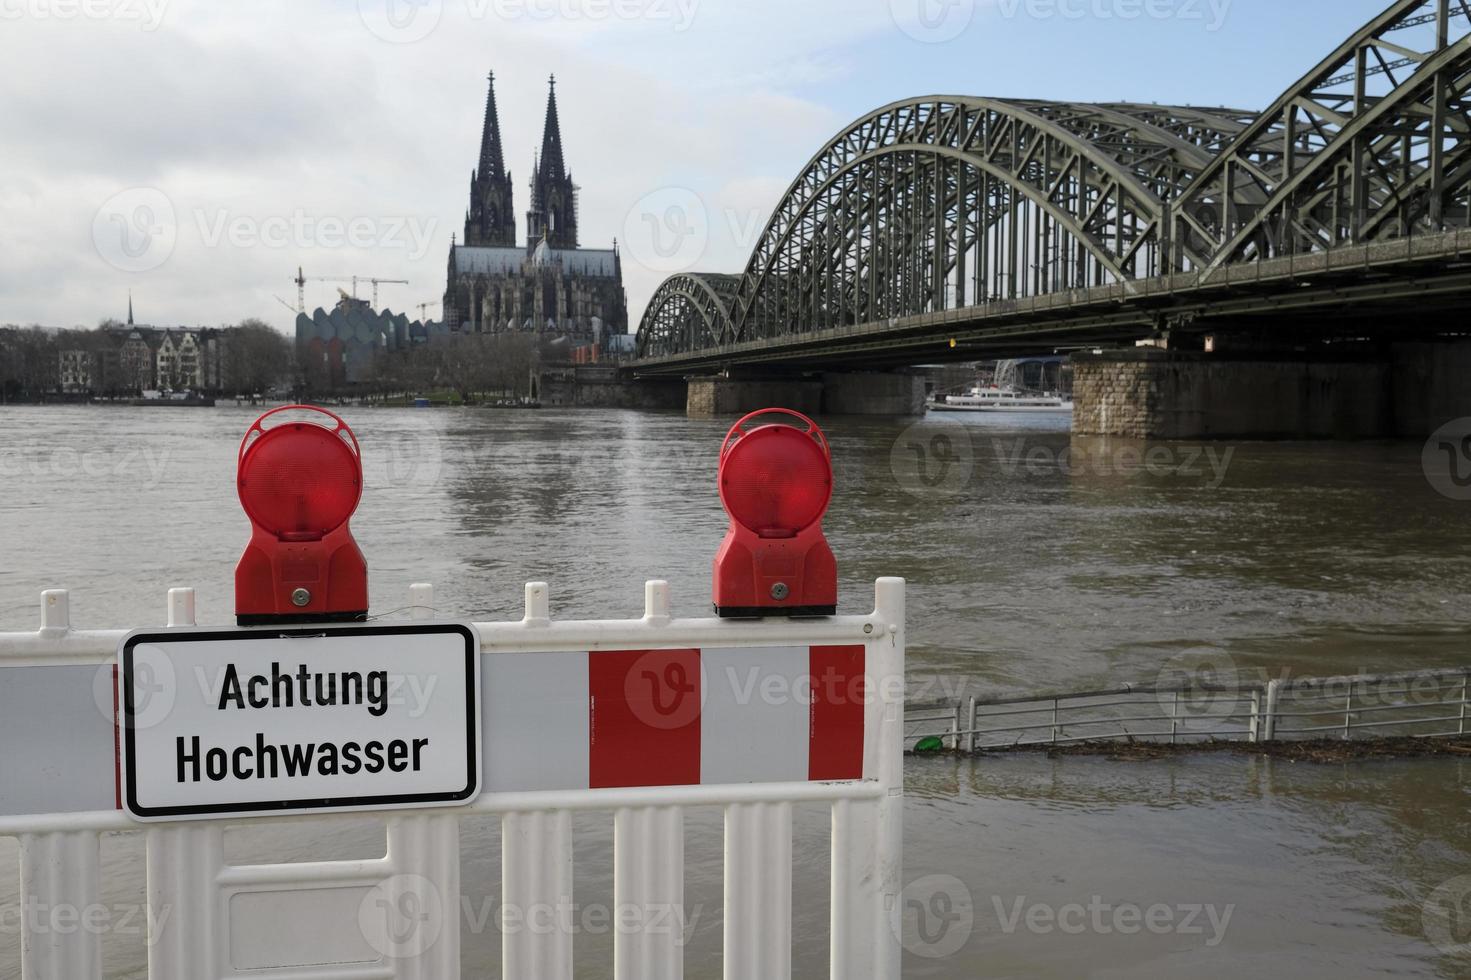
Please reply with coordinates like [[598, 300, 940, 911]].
[[908, 668, 1471, 752]]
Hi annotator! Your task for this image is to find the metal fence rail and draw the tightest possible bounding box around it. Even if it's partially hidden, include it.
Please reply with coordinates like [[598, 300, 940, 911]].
[[908, 669, 1471, 751]]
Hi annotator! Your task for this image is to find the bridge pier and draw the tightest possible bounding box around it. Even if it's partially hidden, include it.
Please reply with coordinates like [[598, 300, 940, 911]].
[[820, 372, 927, 416], [537, 366, 686, 409], [1073, 341, 1471, 440], [686, 373, 925, 418], [687, 377, 823, 418]]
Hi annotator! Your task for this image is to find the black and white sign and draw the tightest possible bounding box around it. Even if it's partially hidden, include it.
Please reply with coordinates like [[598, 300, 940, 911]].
[[119, 623, 480, 820]]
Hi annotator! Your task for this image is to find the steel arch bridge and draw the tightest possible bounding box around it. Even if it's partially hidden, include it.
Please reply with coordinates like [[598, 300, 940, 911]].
[[635, 0, 1471, 371]]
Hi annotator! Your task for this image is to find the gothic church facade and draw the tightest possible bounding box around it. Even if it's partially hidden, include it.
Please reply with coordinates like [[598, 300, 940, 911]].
[[443, 74, 627, 341]]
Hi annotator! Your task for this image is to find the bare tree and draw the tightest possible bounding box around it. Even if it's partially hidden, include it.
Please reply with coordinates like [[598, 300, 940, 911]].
[[0, 327, 59, 402], [224, 319, 293, 396]]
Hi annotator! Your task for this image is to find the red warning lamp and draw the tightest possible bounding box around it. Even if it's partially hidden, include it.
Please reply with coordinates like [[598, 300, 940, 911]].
[[234, 406, 368, 625], [713, 408, 837, 618]]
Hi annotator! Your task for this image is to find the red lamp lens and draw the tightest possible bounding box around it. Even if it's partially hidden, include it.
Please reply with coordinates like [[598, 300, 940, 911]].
[[720, 426, 831, 537], [239, 424, 361, 538]]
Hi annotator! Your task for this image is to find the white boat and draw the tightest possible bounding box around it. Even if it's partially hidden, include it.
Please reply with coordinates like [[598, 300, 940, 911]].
[[930, 386, 1074, 414]]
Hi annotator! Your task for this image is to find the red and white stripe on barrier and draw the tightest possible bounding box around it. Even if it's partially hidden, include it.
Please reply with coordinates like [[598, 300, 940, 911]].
[[0, 642, 871, 818], [482, 643, 867, 794]]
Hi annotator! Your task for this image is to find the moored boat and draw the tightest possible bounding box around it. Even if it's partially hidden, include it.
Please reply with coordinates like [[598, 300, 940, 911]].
[[930, 386, 1073, 414]]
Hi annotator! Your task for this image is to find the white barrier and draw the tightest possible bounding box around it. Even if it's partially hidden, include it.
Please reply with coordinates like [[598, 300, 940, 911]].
[[0, 578, 905, 980]]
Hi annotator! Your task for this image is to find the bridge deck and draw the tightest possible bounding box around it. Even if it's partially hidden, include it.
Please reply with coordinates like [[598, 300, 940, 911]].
[[632, 229, 1471, 374]]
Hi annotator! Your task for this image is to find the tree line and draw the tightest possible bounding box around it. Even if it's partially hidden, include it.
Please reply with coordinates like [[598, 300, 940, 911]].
[[0, 318, 293, 402], [304, 332, 549, 404], [1, 317, 564, 404]]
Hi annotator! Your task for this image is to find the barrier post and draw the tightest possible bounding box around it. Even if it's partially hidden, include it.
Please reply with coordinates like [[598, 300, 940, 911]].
[[398, 583, 462, 979], [830, 577, 904, 980], [1263, 679, 1282, 741], [145, 587, 218, 978], [20, 819, 101, 980], [501, 581, 574, 979], [1459, 675, 1468, 736]]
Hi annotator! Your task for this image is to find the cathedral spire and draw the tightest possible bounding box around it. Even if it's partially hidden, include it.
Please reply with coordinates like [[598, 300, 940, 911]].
[[479, 70, 507, 181], [127, 290, 134, 326], [466, 68, 515, 247], [526, 74, 577, 248], [538, 74, 566, 183]]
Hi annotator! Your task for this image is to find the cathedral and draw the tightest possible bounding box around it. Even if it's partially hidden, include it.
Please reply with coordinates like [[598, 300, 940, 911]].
[[443, 73, 627, 342]]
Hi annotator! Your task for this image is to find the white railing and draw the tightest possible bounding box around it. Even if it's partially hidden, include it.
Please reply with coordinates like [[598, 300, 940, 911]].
[[0, 578, 906, 980], [908, 668, 1471, 751]]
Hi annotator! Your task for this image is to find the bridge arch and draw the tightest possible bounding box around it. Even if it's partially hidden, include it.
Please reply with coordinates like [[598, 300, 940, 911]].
[[637, 97, 1232, 358], [635, 273, 739, 360], [737, 97, 1227, 346], [1206, 32, 1471, 268], [1176, 0, 1471, 265], [634, 0, 1471, 363]]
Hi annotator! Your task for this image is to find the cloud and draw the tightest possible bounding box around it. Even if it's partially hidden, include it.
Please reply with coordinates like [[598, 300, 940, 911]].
[[0, 0, 912, 332]]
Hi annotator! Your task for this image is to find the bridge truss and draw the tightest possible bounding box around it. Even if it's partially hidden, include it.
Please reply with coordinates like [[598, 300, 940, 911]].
[[636, 0, 1471, 366]]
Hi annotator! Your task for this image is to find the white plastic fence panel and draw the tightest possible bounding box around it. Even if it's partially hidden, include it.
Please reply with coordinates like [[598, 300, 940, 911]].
[[0, 578, 906, 980], [724, 801, 793, 980], [18, 830, 102, 980], [501, 809, 573, 979], [613, 805, 684, 980]]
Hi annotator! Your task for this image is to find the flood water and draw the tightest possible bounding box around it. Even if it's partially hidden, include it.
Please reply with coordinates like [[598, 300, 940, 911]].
[[1, 404, 1468, 978]]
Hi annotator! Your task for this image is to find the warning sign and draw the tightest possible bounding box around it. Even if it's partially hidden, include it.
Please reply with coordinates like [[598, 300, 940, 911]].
[[118, 623, 479, 820]]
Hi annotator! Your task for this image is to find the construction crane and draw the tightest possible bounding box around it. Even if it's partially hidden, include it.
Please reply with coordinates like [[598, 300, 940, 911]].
[[416, 299, 441, 322], [292, 268, 410, 312], [358, 277, 409, 308], [293, 268, 347, 313]]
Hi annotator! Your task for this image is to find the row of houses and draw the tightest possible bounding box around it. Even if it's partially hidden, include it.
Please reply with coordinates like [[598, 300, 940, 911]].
[[58, 325, 229, 395]]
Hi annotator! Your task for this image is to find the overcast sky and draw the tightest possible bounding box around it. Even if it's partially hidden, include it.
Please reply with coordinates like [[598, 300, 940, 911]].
[[1, 0, 1391, 334]]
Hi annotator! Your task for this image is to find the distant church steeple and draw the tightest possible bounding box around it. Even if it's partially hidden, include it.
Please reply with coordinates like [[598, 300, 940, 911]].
[[465, 71, 516, 247], [127, 290, 134, 326], [527, 74, 578, 250]]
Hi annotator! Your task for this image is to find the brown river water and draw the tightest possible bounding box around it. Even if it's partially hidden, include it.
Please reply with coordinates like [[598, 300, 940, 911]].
[[0, 404, 1468, 977]]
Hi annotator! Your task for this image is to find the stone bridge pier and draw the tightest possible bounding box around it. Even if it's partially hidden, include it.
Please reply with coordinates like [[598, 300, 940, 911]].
[[685, 372, 926, 418], [1072, 340, 1471, 440]]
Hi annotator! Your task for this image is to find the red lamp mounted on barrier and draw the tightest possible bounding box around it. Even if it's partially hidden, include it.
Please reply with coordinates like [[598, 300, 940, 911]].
[[712, 408, 837, 618], [234, 405, 368, 626]]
